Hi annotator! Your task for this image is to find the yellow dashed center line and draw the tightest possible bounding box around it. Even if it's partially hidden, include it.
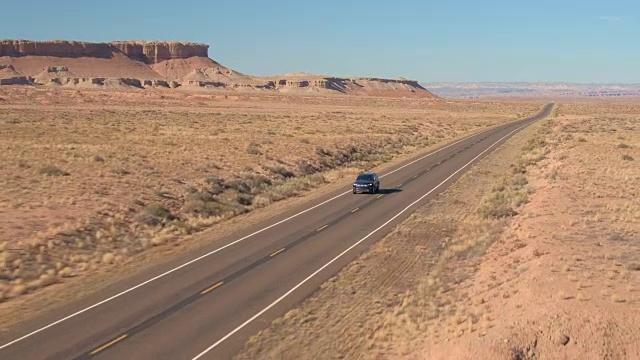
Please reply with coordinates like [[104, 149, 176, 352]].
[[90, 334, 128, 355], [351, 208, 359, 213], [270, 248, 286, 257], [201, 281, 224, 295], [376, 195, 384, 199], [317, 225, 329, 232]]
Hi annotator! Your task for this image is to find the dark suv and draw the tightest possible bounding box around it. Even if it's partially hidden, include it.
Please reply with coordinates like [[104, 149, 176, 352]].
[[353, 172, 380, 194]]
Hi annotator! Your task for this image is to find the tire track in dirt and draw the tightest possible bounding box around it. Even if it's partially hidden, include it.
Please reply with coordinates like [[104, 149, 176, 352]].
[[302, 223, 452, 360], [340, 222, 446, 319]]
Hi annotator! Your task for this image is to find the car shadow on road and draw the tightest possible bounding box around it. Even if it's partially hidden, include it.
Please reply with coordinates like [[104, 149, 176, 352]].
[[378, 188, 402, 195]]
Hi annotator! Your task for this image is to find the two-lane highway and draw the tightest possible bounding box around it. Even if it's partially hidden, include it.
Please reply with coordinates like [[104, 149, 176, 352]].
[[0, 103, 554, 360]]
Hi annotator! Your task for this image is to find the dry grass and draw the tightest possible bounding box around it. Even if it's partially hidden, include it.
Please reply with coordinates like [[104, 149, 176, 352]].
[[234, 104, 553, 360], [236, 99, 640, 360], [0, 86, 543, 303]]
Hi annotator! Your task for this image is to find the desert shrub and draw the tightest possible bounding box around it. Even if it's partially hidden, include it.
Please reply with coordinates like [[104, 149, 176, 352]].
[[296, 160, 318, 175], [267, 166, 296, 179], [622, 154, 634, 161], [510, 158, 534, 174], [137, 203, 175, 226], [205, 176, 225, 194], [522, 137, 547, 151], [559, 133, 574, 141], [609, 233, 625, 241], [183, 187, 248, 216], [184, 190, 215, 214], [479, 192, 517, 219], [510, 174, 528, 188], [223, 179, 250, 194], [264, 174, 325, 201], [511, 163, 526, 174], [236, 193, 254, 206], [39, 166, 70, 176], [112, 168, 130, 176], [244, 174, 272, 192], [185, 190, 214, 203], [492, 183, 506, 192], [512, 190, 530, 207], [315, 146, 332, 157], [618, 143, 631, 149], [184, 199, 234, 217], [225, 174, 271, 195], [183, 198, 208, 216], [155, 190, 172, 199], [247, 142, 262, 155], [332, 145, 357, 164], [478, 172, 530, 219], [538, 121, 553, 134]]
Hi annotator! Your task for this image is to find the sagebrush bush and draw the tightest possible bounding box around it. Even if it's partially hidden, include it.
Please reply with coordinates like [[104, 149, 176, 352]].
[[226, 174, 272, 195], [267, 166, 296, 179], [137, 203, 174, 225], [522, 136, 547, 151], [263, 174, 325, 202], [479, 192, 517, 219], [39, 166, 70, 176], [247, 142, 262, 155], [296, 160, 318, 175], [510, 174, 528, 188], [315, 146, 332, 157], [205, 176, 225, 195]]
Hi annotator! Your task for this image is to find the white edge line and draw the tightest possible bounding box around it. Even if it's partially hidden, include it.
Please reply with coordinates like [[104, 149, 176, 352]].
[[191, 119, 537, 360], [0, 109, 546, 351]]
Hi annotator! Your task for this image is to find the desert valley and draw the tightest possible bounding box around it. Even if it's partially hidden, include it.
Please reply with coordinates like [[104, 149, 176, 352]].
[[0, 37, 638, 360]]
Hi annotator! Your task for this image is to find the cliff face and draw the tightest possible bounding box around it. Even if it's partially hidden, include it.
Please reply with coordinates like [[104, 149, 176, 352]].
[[109, 41, 209, 64], [0, 40, 206, 80], [0, 64, 31, 85], [267, 76, 435, 97], [0, 40, 113, 58], [0, 40, 209, 63]]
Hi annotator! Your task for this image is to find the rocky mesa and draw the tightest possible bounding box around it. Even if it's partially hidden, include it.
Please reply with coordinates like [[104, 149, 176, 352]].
[[0, 40, 113, 58], [109, 41, 209, 64], [0, 39, 436, 97]]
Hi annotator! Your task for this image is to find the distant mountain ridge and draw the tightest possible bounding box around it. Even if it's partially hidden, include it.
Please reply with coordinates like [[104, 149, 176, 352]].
[[0, 39, 437, 98], [422, 82, 640, 98]]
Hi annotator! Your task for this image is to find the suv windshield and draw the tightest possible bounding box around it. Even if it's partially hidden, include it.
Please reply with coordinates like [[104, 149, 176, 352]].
[[356, 174, 375, 181]]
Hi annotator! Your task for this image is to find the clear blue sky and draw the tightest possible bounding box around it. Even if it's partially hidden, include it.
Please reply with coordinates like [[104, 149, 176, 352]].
[[1, 0, 638, 83]]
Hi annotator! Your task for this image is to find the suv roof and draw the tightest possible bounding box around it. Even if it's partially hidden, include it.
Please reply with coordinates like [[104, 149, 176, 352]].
[[356, 172, 377, 180]]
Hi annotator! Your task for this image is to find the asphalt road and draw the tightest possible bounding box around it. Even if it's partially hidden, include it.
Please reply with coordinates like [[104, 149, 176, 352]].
[[0, 103, 554, 360]]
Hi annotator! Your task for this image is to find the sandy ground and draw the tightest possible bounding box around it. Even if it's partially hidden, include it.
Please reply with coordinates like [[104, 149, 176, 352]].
[[0, 86, 545, 329], [235, 100, 639, 359]]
